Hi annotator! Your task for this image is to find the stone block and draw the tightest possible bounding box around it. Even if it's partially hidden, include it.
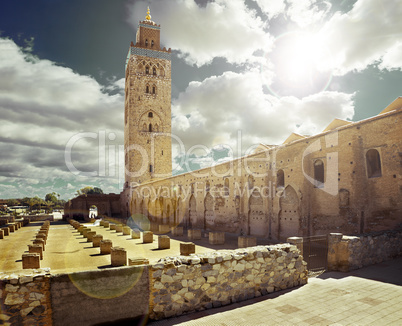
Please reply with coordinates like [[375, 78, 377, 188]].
[[143, 231, 154, 243], [9, 224, 15, 232], [128, 257, 149, 266], [82, 228, 91, 237], [22, 253, 40, 269], [0, 230, 3, 239], [171, 226, 183, 236], [33, 239, 45, 251], [28, 244, 43, 260], [36, 234, 46, 245], [188, 229, 202, 240], [100, 239, 113, 254], [111, 247, 127, 266], [86, 231, 96, 242], [103, 221, 110, 228], [78, 226, 85, 234], [159, 224, 170, 234], [116, 224, 124, 232], [3, 227, 9, 236], [131, 229, 141, 239], [123, 226, 131, 235], [209, 232, 225, 245], [158, 235, 170, 249], [110, 224, 116, 230], [14, 223, 19, 230], [238, 236, 257, 248], [100, 220, 105, 227], [180, 242, 196, 256], [92, 234, 103, 247]]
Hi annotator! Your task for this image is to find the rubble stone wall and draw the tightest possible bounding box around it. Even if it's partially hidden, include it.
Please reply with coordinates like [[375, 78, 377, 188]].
[[149, 244, 308, 320], [328, 229, 402, 272], [0, 272, 53, 325]]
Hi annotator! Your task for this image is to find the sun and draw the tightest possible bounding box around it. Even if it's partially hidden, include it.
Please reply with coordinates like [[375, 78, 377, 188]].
[[263, 31, 333, 98]]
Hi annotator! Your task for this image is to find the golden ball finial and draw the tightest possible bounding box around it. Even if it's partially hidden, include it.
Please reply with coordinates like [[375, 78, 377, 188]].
[[146, 7, 151, 21]]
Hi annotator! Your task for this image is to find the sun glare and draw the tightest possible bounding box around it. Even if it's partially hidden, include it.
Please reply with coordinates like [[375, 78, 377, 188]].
[[263, 31, 333, 98]]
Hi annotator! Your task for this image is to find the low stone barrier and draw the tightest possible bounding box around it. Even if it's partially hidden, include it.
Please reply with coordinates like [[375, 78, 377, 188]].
[[328, 229, 402, 272], [149, 244, 307, 320]]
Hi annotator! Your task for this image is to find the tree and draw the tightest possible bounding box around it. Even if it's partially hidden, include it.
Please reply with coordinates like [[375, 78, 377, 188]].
[[76, 186, 104, 196], [45, 192, 58, 204], [7, 199, 19, 207]]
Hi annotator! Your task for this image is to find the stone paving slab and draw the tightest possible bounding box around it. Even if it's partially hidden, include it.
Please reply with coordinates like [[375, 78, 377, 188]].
[[148, 257, 402, 326]]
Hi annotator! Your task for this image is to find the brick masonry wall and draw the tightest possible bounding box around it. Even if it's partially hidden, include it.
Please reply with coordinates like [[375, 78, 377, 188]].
[[148, 244, 308, 320], [328, 228, 402, 272], [0, 272, 53, 325]]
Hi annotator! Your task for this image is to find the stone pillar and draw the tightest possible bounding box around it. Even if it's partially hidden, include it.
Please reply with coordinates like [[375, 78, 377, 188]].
[[86, 231, 96, 242], [100, 220, 105, 227], [128, 257, 149, 266], [171, 226, 183, 236], [287, 237, 304, 257], [100, 239, 113, 254], [111, 247, 127, 266], [209, 232, 225, 245], [103, 221, 110, 228], [3, 227, 9, 236], [188, 229, 201, 240], [159, 224, 170, 234], [92, 234, 103, 247], [78, 226, 85, 234], [131, 229, 141, 239], [0, 229, 3, 239], [14, 223, 19, 230], [110, 224, 116, 231], [28, 244, 43, 260], [143, 231, 153, 243], [158, 235, 170, 249], [9, 224, 15, 232], [33, 239, 45, 251], [238, 236, 257, 248], [22, 253, 40, 269], [180, 242, 196, 256], [115, 224, 124, 233], [123, 226, 131, 235], [82, 228, 91, 237]]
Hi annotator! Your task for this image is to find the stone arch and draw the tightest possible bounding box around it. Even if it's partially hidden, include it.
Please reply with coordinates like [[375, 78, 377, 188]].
[[277, 169, 285, 188], [224, 178, 230, 197], [137, 63, 143, 74], [159, 67, 165, 77], [189, 194, 197, 228], [248, 189, 266, 236], [279, 185, 300, 241], [248, 175, 254, 190], [314, 159, 324, 187], [204, 192, 214, 230], [145, 65, 149, 74]]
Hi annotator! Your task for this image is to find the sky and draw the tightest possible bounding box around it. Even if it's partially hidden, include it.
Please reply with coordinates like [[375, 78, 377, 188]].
[[0, 0, 401, 200]]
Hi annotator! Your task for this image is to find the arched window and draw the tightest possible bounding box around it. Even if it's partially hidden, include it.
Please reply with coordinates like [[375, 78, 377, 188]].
[[277, 169, 284, 188], [152, 86, 156, 94], [145, 66, 149, 74], [366, 149, 382, 178], [206, 181, 210, 192], [145, 39, 148, 47], [148, 112, 153, 118], [149, 165, 153, 173], [153, 67, 156, 76], [151, 40, 154, 47], [149, 123, 152, 132], [154, 124, 159, 132], [146, 85, 149, 93], [314, 159, 325, 188]]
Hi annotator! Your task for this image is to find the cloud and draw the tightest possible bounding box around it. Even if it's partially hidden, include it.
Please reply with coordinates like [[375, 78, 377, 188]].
[[0, 38, 125, 199], [319, 0, 402, 74], [172, 70, 355, 158], [127, 0, 273, 66]]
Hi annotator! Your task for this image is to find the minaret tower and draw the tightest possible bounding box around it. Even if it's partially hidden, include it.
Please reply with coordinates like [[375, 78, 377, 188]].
[[124, 7, 172, 186]]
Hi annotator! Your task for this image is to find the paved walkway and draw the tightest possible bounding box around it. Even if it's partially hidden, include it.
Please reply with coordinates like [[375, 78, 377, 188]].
[[148, 257, 402, 326]]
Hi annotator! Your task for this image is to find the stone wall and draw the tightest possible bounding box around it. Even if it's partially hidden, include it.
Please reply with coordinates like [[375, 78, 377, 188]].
[[328, 229, 402, 272], [149, 244, 307, 320], [0, 271, 53, 325], [49, 266, 149, 326]]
